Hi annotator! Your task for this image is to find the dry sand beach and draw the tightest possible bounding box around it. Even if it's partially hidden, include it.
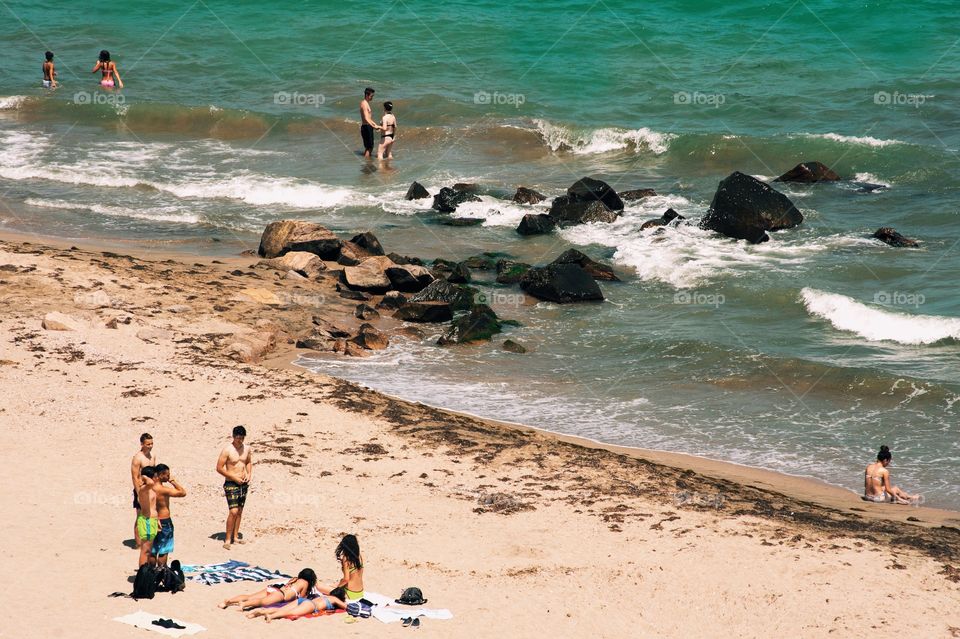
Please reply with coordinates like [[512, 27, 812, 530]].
[[1, 234, 959, 638]]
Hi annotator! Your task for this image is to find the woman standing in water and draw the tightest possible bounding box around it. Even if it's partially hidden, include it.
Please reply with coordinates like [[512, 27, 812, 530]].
[[92, 50, 123, 88], [863, 445, 922, 504], [377, 101, 396, 160]]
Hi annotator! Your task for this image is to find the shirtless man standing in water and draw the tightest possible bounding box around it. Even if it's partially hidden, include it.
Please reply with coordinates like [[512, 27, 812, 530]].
[[131, 433, 158, 548], [359, 87, 381, 158], [217, 425, 253, 549]]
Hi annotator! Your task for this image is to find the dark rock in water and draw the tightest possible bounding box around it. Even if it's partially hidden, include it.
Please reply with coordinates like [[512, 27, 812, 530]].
[[495, 259, 532, 284], [452, 182, 480, 194], [568, 177, 625, 211], [438, 305, 503, 345], [410, 279, 478, 312], [855, 182, 887, 194], [699, 171, 803, 243], [873, 227, 920, 248], [354, 303, 380, 320], [405, 181, 430, 200], [502, 339, 528, 354], [512, 187, 546, 204], [387, 252, 424, 266], [386, 266, 433, 293], [258, 220, 342, 259], [447, 262, 472, 283], [640, 208, 685, 231], [774, 161, 841, 183], [349, 231, 385, 256], [519, 263, 604, 303], [393, 301, 454, 323], [432, 187, 481, 213], [463, 253, 499, 270], [441, 217, 485, 227], [516, 213, 556, 235], [351, 323, 389, 350], [376, 290, 407, 309], [549, 196, 618, 225], [550, 249, 619, 281], [620, 188, 657, 201], [430, 258, 456, 278]]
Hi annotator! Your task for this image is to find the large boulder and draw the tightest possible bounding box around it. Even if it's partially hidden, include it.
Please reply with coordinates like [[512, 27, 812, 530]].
[[568, 177, 624, 211], [640, 208, 685, 231], [349, 232, 385, 256], [342, 256, 396, 293], [495, 259, 532, 284], [376, 290, 408, 310], [438, 305, 503, 345], [549, 196, 618, 225], [385, 264, 434, 293], [516, 213, 556, 236], [42, 311, 85, 331], [463, 254, 499, 270], [519, 263, 604, 303], [873, 227, 920, 248], [446, 262, 472, 283], [258, 220, 342, 259], [258, 251, 327, 278], [336, 240, 374, 266], [620, 188, 657, 201], [550, 249, 619, 281], [512, 187, 546, 204], [350, 323, 389, 350], [393, 301, 454, 323], [774, 161, 841, 183], [387, 252, 424, 266], [405, 181, 430, 200], [410, 279, 477, 312], [699, 172, 804, 243], [432, 187, 481, 213]]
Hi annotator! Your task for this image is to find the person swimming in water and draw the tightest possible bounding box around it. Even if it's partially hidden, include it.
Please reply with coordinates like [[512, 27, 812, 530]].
[[92, 50, 123, 88], [377, 101, 396, 160], [42, 51, 57, 88], [863, 445, 922, 504]]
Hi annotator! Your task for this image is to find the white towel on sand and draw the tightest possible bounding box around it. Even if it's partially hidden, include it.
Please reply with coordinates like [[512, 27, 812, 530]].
[[362, 592, 453, 624], [113, 610, 205, 637]]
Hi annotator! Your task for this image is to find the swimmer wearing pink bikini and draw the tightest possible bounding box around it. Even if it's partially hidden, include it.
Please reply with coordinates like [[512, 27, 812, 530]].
[[92, 49, 123, 88]]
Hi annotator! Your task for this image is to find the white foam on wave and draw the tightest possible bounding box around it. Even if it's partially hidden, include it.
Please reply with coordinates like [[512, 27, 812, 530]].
[[803, 132, 903, 148], [155, 174, 354, 208], [24, 198, 199, 224], [533, 119, 674, 155], [0, 96, 29, 110], [800, 288, 960, 345], [853, 172, 892, 187]]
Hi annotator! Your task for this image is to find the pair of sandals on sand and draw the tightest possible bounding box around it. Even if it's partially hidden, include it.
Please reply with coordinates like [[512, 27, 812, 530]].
[[151, 618, 186, 629], [401, 616, 422, 628]]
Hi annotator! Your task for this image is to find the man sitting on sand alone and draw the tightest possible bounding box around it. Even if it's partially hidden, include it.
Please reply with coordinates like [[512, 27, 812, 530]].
[[864, 445, 922, 504], [136, 466, 159, 567], [131, 433, 157, 548], [151, 464, 186, 567], [217, 425, 253, 549]]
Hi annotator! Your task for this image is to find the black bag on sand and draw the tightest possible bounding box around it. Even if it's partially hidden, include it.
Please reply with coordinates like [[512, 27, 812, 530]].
[[395, 587, 427, 605], [132, 563, 159, 600], [155, 560, 185, 594]]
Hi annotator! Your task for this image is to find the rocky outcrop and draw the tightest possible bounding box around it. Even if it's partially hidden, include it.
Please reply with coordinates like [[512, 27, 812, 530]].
[[376, 291, 407, 310], [42, 311, 84, 331], [354, 303, 380, 320], [432, 187, 481, 213], [549, 197, 619, 225], [349, 232, 385, 256], [258, 251, 327, 278], [341, 256, 396, 293], [516, 213, 556, 235], [441, 217, 485, 227], [512, 187, 546, 204], [336, 241, 374, 266], [405, 181, 430, 200], [873, 227, 920, 248], [620, 188, 657, 201], [350, 323, 389, 350], [568, 177, 625, 211], [495, 259, 532, 284], [446, 262, 472, 283], [410, 279, 477, 312], [296, 318, 351, 351], [438, 305, 503, 345], [519, 263, 604, 303], [225, 329, 278, 363], [774, 161, 841, 183], [387, 253, 425, 266], [463, 254, 499, 270], [699, 172, 803, 243], [393, 301, 454, 323], [502, 339, 528, 354], [550, 249, 619, 281], [258, 220, 342, 259], [640, 208, 685, 231], [385, 264, 434, 293]]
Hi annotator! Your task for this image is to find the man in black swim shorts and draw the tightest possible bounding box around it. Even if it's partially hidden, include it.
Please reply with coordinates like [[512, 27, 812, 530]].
[[359, 87, 380, 158]]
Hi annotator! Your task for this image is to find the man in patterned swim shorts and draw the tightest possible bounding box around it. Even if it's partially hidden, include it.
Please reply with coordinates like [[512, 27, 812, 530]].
[[151, 464, 186, 567], [216, 425, 253, 550]]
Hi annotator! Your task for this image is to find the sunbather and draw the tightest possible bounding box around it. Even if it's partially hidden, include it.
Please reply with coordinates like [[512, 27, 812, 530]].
[[315, 534, 364, 601], [217, 568, 316, 610], [246, 586, 347, 621]]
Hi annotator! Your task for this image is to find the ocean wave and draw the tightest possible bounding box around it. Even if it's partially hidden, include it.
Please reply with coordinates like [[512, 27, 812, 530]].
[[853, 172, 892, 187], [801, 132, 904, 148], [800, 288, 960, 345], [24, 198, 199, 224], [0, 95, 29, 110], [533, 119, 674, 155]]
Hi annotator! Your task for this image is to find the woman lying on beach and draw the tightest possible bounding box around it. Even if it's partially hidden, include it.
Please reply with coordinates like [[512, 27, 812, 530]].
[[92, 50, 123, 88], [217, 568, 316, 611], [315, 534, 364, 601], [245, 587, 347, 621], [864, 445, 922, 504]]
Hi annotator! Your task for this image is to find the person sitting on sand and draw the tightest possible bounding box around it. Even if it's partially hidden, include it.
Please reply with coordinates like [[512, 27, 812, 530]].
[[246, 587, 347, 622], [218, 568, 316, 611], [315, 534, 364, 601], [92, 49, 123, 88], [863, 445, 921, 504], [377, 101, 397, 160]]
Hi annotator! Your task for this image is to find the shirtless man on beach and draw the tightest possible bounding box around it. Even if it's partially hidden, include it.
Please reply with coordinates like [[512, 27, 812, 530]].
[[152, 464, 186, 567], [131, 433, 157, 548], [217, 425, 253, 549], [136, 466, 159, 567], [359, 87, 381, 158]]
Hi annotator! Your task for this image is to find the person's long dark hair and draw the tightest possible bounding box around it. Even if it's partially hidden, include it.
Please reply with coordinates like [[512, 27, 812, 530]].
[[877, 445, 892, 462], [335, 534, 362, 569], [99, 50, 110, 63], [296, 568, 317, 592]]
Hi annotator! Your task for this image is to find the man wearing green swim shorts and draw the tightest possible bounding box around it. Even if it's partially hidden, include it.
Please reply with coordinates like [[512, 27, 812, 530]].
[[136, 466, 159, 568], [216, 425, 253, 550]]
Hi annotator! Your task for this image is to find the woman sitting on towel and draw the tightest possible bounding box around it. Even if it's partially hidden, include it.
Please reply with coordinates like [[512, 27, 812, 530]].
[[217, 568, 317, 610], [864, 445, 921, 504], [316, 534, 364, 601], [246, 586, 348, 621]]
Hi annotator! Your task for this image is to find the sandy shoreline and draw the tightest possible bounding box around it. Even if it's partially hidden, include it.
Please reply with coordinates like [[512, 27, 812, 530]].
[[1, 232, 959, 638]]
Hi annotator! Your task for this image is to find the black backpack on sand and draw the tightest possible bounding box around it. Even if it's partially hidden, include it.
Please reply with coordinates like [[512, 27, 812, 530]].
[[132, 563, 158, 600], [156, 560, 186, 594]]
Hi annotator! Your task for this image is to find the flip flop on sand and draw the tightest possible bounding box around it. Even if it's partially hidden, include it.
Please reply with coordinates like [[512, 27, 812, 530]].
[[402, 618, 413, 627]]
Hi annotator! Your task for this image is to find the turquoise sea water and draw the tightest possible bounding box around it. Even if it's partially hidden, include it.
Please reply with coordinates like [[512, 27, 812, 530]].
[[1, 1, 958, 506]]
